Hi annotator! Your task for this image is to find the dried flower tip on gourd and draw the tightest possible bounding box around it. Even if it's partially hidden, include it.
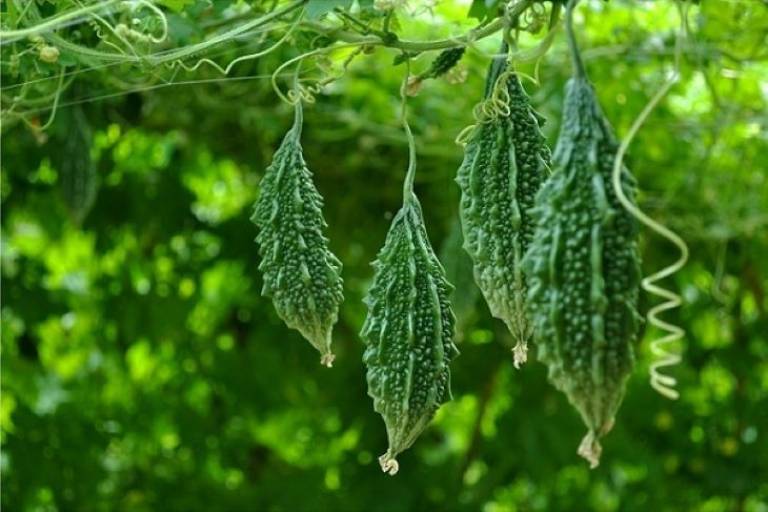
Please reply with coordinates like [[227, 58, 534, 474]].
[[406, 76, 423, 96], [445, 65, 468, 85]]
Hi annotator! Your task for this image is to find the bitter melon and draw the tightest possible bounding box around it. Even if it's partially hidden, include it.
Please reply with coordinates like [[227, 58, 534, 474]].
[[252, 101, 344, 367], [362, 195, 459, 475], [456, 42, 551, 366], [422, 47, 466, 80], [522, 0, 642, 467]]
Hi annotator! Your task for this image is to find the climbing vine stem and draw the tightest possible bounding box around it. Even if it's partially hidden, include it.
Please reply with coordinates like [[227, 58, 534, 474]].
[[564, 0, 587, 79], [400, 59, 417, 204], [300, 0, 534, 54], [0, 0, 122, 43]]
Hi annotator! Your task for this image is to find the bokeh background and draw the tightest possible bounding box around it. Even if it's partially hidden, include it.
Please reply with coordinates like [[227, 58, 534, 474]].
[[2, 1, 767, 510]]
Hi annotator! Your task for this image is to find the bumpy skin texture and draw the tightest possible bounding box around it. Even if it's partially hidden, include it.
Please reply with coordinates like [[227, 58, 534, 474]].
[[361, 196, 459, 475], [252, 115, 344, 366], [456, 52, 551, 365], [523, 75, 641, 467], [424, 47, 465, 79]]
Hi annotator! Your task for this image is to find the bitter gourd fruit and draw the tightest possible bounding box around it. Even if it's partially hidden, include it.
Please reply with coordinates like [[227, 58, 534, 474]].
[[455, 42, 551, 366], [251, 100, 344, 367], [362, 194, 459, 476], [522, 0, 641, 468], [422, 47, 466, 80], [407, 47, 467, 95]]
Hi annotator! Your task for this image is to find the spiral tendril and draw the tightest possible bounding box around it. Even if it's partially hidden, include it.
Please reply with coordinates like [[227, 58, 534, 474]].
[[608, 0, 691, 400]]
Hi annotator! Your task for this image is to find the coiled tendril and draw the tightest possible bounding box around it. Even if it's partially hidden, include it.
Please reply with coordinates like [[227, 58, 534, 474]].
[[607, 0, 691, 400]]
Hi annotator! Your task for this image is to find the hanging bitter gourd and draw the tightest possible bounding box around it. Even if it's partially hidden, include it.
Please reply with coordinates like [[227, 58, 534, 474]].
[[362, 195, 459, 475], [456, 41, 551, 366], [421, 47, 466, 80], [522, 0, 641, 468], [251, 99, 344, 367], [362, 76, 459, 475], [406, 47, 467, 95]]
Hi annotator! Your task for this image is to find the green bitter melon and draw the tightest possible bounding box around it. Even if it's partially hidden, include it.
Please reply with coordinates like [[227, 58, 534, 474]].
[[422, 47, 466, 80], [362, 193, 459, 475], [252, 100, 344, 367], [456, 42, 551, 366], [522, 1, 642, 468]]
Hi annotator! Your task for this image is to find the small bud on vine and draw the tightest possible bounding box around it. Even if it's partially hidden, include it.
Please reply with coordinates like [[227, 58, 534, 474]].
[[39, 45, 60, 63]]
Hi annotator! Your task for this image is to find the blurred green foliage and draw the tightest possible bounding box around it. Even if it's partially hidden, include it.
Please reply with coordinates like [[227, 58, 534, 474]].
[[2, 1, 767, 511]]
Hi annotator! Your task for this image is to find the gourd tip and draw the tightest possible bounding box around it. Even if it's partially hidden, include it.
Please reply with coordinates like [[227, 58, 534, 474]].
[[320, 353, 335, 368], [512, 342, 528, 369], [378, 453, 399, 476], [577, 430, 602, 469]]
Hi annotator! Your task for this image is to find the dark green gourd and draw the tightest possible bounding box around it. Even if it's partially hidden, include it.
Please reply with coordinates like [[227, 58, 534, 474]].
[[456, 42, 551, 366], [522, 0, 641, 467], [423, 47, 465, 80], [362, 93, 459, 474], [407, 47, 466, 95], [362, 195, 459, 475], [252, 100, 344, 367]]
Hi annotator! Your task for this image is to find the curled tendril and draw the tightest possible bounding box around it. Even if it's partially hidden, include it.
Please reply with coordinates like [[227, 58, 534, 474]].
[[171, 14, 301, 76], [454, 66, 520, 147], [131, 0, 169, 44], [33, 67, 66, 132], [455, 3, 559, 147], [287, 84, 319, 104], [88, 13, 137, 57], [609, 0, 690, 400], [520, 2, 547, 33], [271, 44, 364, 105]]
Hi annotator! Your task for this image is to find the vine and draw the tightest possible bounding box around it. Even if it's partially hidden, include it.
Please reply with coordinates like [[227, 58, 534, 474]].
[[400, 58, 417, 203]]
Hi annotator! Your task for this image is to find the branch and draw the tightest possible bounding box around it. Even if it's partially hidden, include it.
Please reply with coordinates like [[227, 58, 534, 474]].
[[302, 0, 534, 54], [0, 0, 121, 44]]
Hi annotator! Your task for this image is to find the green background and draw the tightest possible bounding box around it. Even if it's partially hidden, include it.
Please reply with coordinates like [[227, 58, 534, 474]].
[[2, 1, 767, 510]]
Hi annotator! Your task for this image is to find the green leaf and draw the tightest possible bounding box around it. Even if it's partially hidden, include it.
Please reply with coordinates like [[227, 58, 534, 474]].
[[306, 0, 353, 19], [468, 0, 502, 20], [159, 0, 196, 13]]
